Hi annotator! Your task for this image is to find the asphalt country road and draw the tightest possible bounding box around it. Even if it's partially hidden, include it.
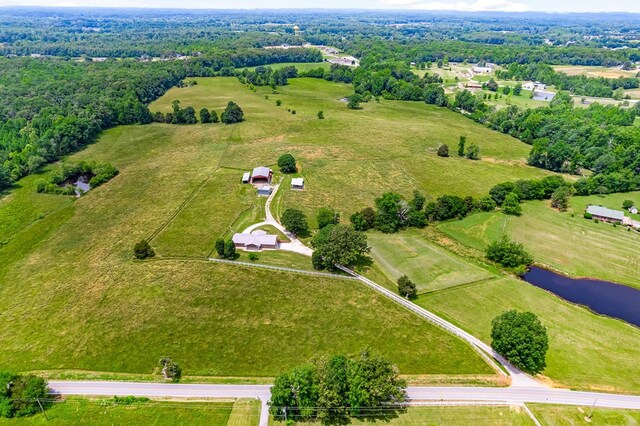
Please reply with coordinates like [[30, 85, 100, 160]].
[[49, 381, 640, 425]]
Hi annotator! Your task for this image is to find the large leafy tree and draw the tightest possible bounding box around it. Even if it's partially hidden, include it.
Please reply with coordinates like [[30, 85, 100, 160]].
[[491, 310, 549, 374], [221, 101, 244, 124], [486, 236, 532, 268], [312, 224, 369, 269], [277, 153, 297, 173], [269, 351, 406, 422], [281, 209, 310, 237]]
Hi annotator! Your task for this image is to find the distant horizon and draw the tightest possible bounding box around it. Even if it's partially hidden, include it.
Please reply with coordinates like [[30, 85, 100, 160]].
[[2, 0, 640, 14]]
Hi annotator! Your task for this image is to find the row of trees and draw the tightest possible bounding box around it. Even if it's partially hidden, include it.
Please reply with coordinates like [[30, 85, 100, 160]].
[[238, 65, 297, 87], [0, 44, 287, 192], [268, 350, 406, 423], [214, 238, 237, 260], [153, 100, 243, 125]]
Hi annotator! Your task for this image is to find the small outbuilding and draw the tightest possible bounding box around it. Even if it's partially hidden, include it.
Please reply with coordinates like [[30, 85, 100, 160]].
[[250, 166, 273, 184], [630, 206, 639, 215], [291, 178, 304, 190], [242, 172, 251, 184], [257, 185, 273, 197]]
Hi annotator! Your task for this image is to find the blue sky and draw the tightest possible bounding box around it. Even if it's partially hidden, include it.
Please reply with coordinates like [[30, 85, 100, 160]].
[[1, 0, 640, 13]]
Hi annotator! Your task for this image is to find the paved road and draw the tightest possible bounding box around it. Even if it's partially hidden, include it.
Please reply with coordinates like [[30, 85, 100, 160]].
[[336, 265, 542, 388], [49, 381, 640, 426], [242, 181, 313, 257]]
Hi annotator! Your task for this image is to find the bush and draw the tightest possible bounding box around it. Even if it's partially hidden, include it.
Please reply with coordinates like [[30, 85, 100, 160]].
[[277, 154, 297, 173], [276, 99, 282, 106], [312, 251, 326, 270], [583, 212, 593, 219], [224, 239, 236, 259], [134, 240, 155, 259], [397, 275, 417, 299], [491, 310, 548, 374], [437, 144, 449, 157], [465, 143, 480, 160], [623, 200, 635, 209], [501, 193, 522, 216], [350, 207, 376, 231], [248, 253, 259, 262], [215, 238, 225, 257], [317, 111, 324, 119], [477, 195, 497, 212], [221, 101, 244, 124], [0, 372, 48, 418], [316, 207, 340, 229], [486, 236, 532, 268], [159, 358, 182, 382]]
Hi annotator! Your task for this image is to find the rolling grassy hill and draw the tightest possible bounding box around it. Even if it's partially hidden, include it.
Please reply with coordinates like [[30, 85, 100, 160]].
[[0, 76, 505, 379]]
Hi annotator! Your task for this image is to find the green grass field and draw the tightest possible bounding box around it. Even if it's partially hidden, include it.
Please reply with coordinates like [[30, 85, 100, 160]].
[[150, 77, 550, 223], [367, 231, 495, 293], [438, 193, 640, 288], [419, 277, 640, 392], [271, 405, 534, 425], [0, 75, 500, 379], [529, 404, 640, 425], [0, 398, 247, 426], [245, 61, 330, 72]]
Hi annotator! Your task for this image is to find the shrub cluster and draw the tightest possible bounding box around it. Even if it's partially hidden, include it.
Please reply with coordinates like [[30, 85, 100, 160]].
[[215, 238, 237, 259], [0, 372, 48, 418], [34, 161, 118, 195]]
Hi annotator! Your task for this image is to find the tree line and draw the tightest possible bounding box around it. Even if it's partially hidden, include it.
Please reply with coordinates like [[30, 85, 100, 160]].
[[1, 47, 309, 192]]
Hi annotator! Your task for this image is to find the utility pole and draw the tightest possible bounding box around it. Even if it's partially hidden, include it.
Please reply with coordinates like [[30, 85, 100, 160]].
[[588, 398, 598, 420], [36, 398, 48, 421]]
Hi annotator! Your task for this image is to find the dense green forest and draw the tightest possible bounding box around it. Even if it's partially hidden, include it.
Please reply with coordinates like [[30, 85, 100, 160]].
[[1, 8, 639, 195], [0, 48, 320, 190]]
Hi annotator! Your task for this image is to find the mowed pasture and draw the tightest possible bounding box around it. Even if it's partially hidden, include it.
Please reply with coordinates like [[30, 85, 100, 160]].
[[0, 76, 496, 378], [529, 404, 640, 425], [367, 231, 494, 293], [438, 192, 640, 289], [0, 398, 244, 425], [420, 277, 640, 393], [366, 225, 640, 393], [271, 405, 534, 425], [151, 77, 551, 223]]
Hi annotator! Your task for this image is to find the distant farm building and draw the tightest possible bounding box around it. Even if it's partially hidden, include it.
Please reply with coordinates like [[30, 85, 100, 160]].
[[630, 206, 639, 215], [291, 178, 304, 190], [242, 172, 251, 184], [586, 205, 625, 223], [250, 167, 273, 184], [463, 81, 483, 90], [257, 185, 273, 196], [472, 66, 492, 74], [232, 230, 278, 251], [523, 81, 547, 91]]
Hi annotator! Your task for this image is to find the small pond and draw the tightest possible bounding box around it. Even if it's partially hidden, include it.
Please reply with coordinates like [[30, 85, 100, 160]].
[[523, 267, 640, 327], [60, 173, 93, 196]]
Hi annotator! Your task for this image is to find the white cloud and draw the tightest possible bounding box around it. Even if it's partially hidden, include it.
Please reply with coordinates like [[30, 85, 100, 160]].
[[380, 0, 531, 12]]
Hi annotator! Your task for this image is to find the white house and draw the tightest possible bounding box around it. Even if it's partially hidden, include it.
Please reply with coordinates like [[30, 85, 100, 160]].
[[232, 230, 278, 251]]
